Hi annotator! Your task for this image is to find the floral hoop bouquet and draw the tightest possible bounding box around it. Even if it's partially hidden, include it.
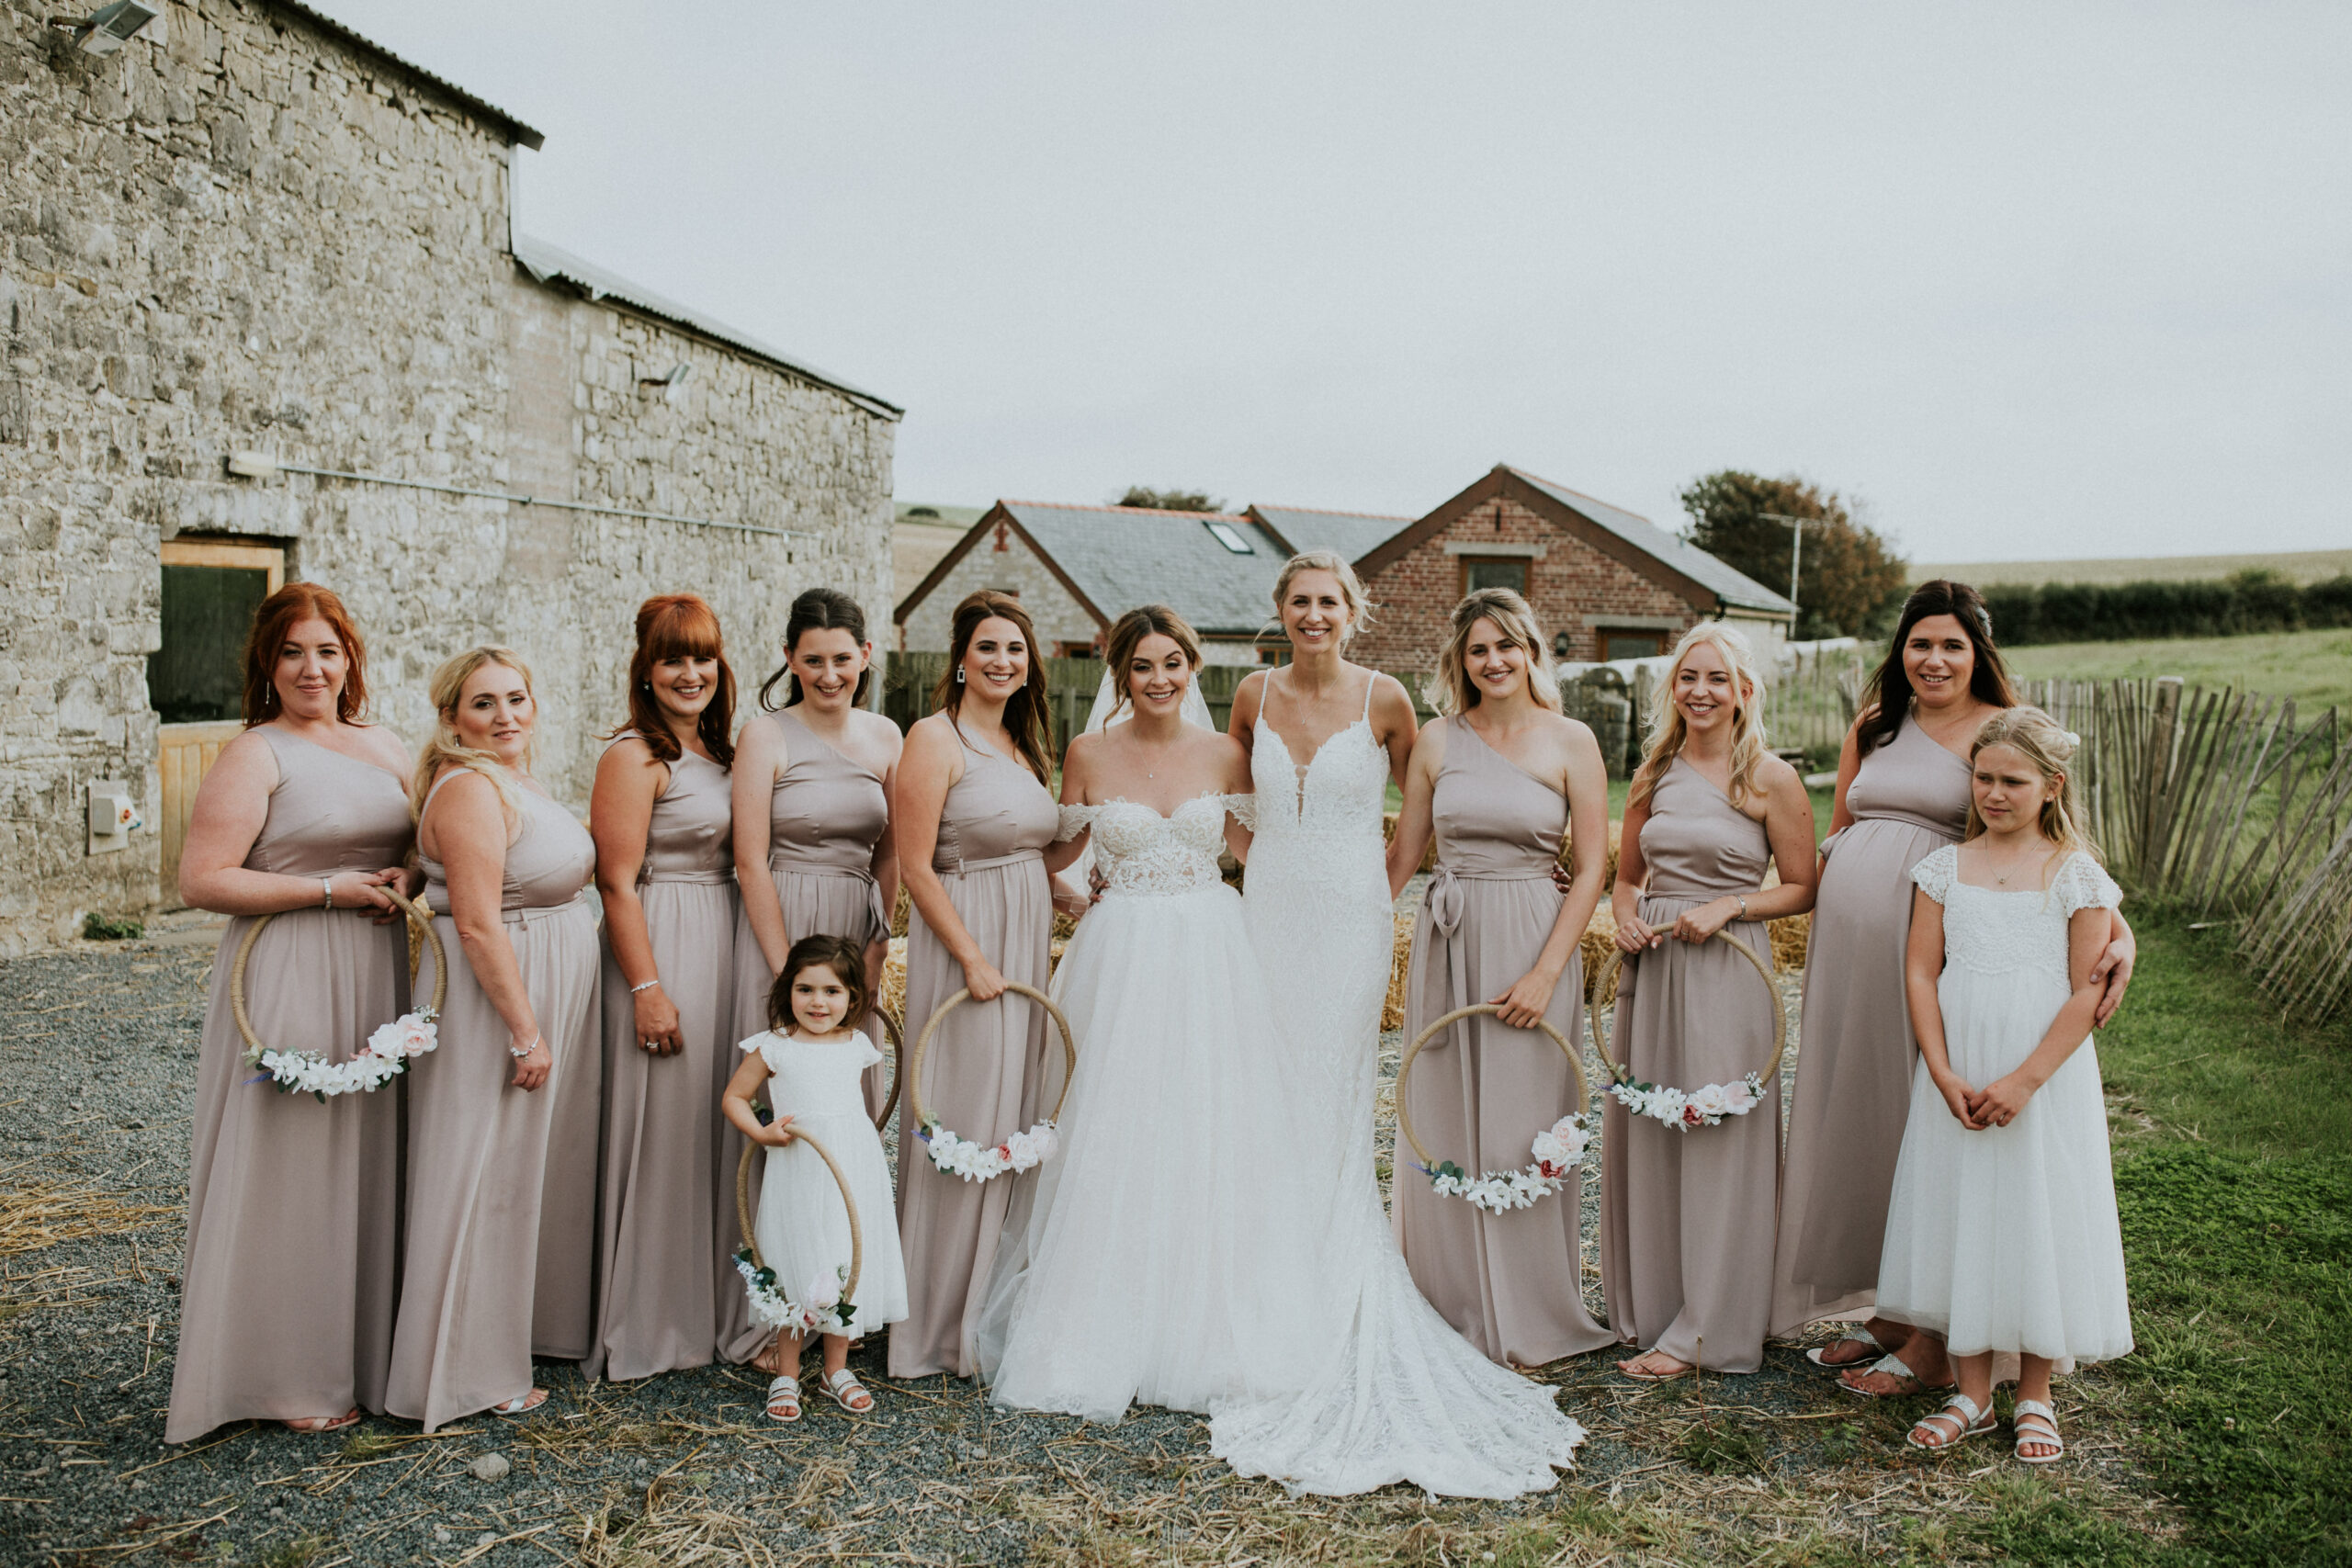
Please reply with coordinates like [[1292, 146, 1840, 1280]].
[[735, 1255, 856, 1337], [1587, 931, 1787, 1134], [232, 885, 447, 1101], [1396, 1003, 1591, 1214], [734, 1129, 864, 1335], [906, 980, 1080, 1186]]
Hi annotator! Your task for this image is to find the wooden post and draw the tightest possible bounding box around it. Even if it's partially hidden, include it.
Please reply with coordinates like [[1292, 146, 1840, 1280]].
[[2139, 676, 2185, 886]]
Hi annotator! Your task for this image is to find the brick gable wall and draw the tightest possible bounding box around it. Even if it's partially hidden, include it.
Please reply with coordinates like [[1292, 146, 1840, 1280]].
[[1351, 496, 1699, 670]]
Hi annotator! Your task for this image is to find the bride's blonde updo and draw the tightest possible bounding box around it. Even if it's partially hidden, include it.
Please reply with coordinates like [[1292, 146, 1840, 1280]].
[[1103, 604, 1203, 721], [1270, 550, 1376, 642]]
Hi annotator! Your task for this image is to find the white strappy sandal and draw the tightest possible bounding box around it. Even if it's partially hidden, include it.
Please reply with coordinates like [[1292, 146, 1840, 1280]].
[[1806, 1333, 1885, 1369], [1906, 1392, 1996, 1451], [2012, 1398, 2065, 1463], [764, 1373, 802, 1423], [821, 1366, 873, 1415]]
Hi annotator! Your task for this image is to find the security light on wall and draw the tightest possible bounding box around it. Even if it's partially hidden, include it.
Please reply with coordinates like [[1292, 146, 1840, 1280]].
[[638, 362, 695, 403], [53, 0, 160, 55]]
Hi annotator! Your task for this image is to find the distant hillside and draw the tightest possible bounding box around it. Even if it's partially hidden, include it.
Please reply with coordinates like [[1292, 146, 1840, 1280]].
[[1912, 548, 2352, 588], [892, 502, 983, 605]]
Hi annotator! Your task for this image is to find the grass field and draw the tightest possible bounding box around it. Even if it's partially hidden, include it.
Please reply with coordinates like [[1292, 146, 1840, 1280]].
[[1914, 548, 2352, 588], [2006, 626, 2352, 715]]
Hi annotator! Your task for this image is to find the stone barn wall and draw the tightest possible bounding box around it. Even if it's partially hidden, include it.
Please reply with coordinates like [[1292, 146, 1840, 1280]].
[[0, 0, 895, 952], [896, 522, 1099, 656]]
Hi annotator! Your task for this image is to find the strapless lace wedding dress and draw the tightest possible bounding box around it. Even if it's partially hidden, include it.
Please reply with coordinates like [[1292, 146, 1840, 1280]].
[[1207, 678, 1589, 1497], [975, 794, 1329, 1421]]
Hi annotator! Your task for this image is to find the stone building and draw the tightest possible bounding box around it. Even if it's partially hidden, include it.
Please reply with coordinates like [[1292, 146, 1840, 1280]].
[[1346, 467, 1793, 671], [894, 468, 1791, 673], [0, 0, 899, 953]]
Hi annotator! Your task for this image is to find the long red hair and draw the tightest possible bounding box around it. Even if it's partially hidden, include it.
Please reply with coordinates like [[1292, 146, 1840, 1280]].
[[614, 593, 737, 768], [241, 582, 368, 728]]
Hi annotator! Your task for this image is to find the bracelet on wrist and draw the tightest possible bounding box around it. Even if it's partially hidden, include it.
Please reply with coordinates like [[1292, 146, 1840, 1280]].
[[509, 1033, 541, 1060], [629, 978, 661, 995], [321, 877, 335, 911]]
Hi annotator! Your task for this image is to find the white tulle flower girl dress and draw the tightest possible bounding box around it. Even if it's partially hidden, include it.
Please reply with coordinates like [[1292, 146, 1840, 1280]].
[[1873, 847, 2133, 1372]]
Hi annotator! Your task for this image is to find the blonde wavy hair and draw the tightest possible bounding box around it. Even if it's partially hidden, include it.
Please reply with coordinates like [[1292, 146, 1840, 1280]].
[[1431, 588, 1560, 716], [1964, 705, 2098, 860], [1269, 550, 1376, 644], [1629, 622, 1770, 812], [410, 646, 536, 829]]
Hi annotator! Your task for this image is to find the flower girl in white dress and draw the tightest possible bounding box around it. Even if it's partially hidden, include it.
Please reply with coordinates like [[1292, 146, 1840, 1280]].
[[720, 934, 910, 1422], [1877, 707, 2132, 1463]]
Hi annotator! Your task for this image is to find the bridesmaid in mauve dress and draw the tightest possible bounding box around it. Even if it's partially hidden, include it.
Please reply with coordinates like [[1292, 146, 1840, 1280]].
[[888, 591, 1078, 1381], [1386, 590, 1615, 1367], [585, 595, 741, 1382], [722, 588, 901, 1366], [1769, 581, 2136, 1394], [168, 585, 416, 1442], [1600, 626, 1816, 1378], [387, 649, 600, 1430]]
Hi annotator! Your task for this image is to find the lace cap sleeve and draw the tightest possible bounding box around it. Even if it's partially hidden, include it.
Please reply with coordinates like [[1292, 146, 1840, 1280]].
[[1054, 803, 1099, 843], [2053, 852, 2122, 918], [1221, 792, 1259, 830], [1910, 843, 1959, 905], [848, 1029, 885, 1070]]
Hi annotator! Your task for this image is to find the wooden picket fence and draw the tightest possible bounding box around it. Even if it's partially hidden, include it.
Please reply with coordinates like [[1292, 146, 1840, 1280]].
[[2024, 676, 2352, 1024]]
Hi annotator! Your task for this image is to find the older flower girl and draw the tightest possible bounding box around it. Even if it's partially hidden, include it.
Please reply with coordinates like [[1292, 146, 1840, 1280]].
[[720, 935, 909, 1422], [1878, 707, 2132, 1462]]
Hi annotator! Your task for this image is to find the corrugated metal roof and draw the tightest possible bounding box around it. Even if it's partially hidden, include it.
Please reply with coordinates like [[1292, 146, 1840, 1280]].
[[1247, 504, 1414, 564], [513, 235, 902, 418], [1002, 503, 1286, 637], [1508, 468, 1796, 615], [270, 2, 544, 149]]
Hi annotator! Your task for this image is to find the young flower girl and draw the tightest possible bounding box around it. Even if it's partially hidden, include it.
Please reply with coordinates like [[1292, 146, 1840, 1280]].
[[1876, 706, 2132, 1462], [720, 934, 909, 1423]]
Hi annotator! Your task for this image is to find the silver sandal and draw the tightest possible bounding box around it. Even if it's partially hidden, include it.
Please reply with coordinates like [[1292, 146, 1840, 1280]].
[[764, 1373, 802, 1423], [2012, 1398, 2065, 1463], [820, 1367, 873, 1414], [1906, 1392, 1996, 1451]]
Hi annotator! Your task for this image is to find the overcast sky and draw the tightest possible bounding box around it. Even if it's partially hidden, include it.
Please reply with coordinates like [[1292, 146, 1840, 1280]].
[[324, 1, 2348, 563]]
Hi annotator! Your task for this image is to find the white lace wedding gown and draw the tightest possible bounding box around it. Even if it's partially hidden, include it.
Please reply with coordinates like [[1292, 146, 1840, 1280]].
[[978, 677, 1587, 1498], [1207, 674, 1588, 1497], [975, 793, 1329, 1419]]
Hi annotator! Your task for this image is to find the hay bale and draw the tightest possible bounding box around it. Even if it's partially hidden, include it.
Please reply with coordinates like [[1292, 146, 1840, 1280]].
[[879, 936, 908, 1026], [1557, 818, 1622, 886], [1384, 912, 1414, 1031], [1770, 912, 1811, 971]]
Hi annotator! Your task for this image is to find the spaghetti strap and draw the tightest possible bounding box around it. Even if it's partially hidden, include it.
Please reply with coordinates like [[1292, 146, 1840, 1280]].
[[417, 766, 468, 823], [1360, 670, 1376, 722]]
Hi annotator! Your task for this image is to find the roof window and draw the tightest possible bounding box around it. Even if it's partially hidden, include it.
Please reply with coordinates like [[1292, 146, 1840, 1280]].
[[1204, 521, 1254, 555]]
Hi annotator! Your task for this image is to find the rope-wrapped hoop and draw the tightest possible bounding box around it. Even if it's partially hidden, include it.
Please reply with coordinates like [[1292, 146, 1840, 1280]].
[[734, 1129, 863, 1333], [871, 1006, 905, 1132], [1586, 930, 1788, 1129], [1395, 1003, 1593, 1213], [233, 886, 447, 1097], [908, 983, 1079, 1181]]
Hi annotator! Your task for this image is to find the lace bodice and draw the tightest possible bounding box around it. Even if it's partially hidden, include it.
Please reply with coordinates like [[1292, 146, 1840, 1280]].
[[1250, 673, 1389, 842], [1057, 795, 1240, 897], [1912, 846, 2120, 984]]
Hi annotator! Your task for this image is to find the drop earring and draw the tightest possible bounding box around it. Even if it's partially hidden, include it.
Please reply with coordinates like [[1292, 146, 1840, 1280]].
[[955, 668, 966, 684]]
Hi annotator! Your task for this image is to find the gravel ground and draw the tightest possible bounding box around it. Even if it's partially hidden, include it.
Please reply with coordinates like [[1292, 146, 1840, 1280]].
[[0, 918, 2152, 1567]]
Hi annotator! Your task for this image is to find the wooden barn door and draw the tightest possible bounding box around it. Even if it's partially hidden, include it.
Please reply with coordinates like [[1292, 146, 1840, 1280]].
[[152, 541, 282, 897]]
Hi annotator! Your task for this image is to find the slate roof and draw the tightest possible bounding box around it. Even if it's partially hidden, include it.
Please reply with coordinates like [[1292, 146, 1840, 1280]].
[[513, 235, 902, 417], [1246, 504, 1415, 564], [898, 503, 1287, 637], [275, 2, 544, 148], [1507, 468, 1795, 615]]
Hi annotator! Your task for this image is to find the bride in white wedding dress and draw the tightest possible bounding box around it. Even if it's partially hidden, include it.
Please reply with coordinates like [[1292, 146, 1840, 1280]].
[[978, 591, 1585, 1498]]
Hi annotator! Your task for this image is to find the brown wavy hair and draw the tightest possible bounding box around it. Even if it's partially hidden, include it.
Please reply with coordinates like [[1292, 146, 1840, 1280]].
[[1103, 604, 1202, 720], [1859, 580, 2018, 757], [758, 587, 873, 711], [614, 593, 736, 768], [241, 582, 368, 727], [767, 932, 874, 1034], [934, 590, 1054, 784]]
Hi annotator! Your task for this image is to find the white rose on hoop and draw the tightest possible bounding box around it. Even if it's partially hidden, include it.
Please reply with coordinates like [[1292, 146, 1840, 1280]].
[[1588, 931, 1788, 1134], [1396, 1004, 1594, 1216], [906, 980, 1080, 1185]]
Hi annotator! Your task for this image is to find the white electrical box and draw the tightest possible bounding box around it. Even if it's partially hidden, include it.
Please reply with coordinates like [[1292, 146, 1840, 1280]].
[[87, 780, 141, 855]]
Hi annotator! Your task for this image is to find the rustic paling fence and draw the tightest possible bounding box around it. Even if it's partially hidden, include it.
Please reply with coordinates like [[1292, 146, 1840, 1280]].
[[2023, 676, 2352, 1024]]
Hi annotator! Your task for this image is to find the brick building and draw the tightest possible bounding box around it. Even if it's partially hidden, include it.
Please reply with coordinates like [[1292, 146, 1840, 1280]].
[[895, 468, 1791, 673], [0, 0, 898, 951], [1347, 467, 1794, 670]]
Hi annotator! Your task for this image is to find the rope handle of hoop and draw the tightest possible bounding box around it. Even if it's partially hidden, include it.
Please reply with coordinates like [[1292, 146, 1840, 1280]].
[[1395, 1004, 1589, 1176], [906, 981, 1080, 1134], [872, 1007, 905, 1132], [229, 884, 447, 1055], [1584, 930, 1788, 1090], [734, 1129, 864, 1309]]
